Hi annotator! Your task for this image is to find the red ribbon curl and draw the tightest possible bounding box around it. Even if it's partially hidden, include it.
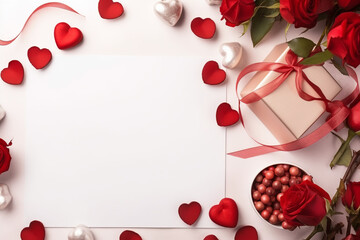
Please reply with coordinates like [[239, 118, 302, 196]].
[[0, 2, 82, 46]]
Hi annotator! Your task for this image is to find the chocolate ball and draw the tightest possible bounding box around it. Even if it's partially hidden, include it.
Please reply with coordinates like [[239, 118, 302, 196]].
[[272, 180, 282, 190], [269, 215, 279, 225], [275, 166, 285, 177], [266, 187, 275, 196], [261, 194, 271, 205], [262, 178, 272, 187], [266, 206, 273, 213], [261, 210, 270, 220], [281, 185, 289, 193], [283, 164, 290, 171], [265, 170, 275, 180], [255, 174, 263, 183], [277, 193, 284, 202], [257, 184, 266, 193], [255, 201, 265, 211], [302, 175, 313, 182], [253, 190, 261, 200], [289, 166, 299, 176], [278, 213, 285, 222], [280, 176, 289, 185]]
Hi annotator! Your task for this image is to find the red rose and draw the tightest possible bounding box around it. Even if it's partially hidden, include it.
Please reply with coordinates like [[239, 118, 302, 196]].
[[280, 181, 330, 226], [327, 12, 360, 68], [280, 0, 333, 28], [0, 139, 11, 175], [338, 0, 360, 10], [220, 0, 255, 27], [348, 101, 360, 132], [343, 234, 360, 240], [342, 181, 360, 210]]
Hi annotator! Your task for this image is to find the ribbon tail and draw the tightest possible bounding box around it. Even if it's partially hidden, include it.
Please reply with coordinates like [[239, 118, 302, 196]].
[[229, 105, 350, 158], [0, 2, 83, 46]]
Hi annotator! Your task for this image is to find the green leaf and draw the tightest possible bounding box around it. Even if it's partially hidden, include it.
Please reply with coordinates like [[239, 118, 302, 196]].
[[250, 1, 277, 46], [330, 129, 355, 168], [265, 10, 280, 18], [320, 216, 328, 232], [331, 56, 348, 76], [301, 49, 333, 65], [287, 37, 316, 58], [241, 20, 251, 36]]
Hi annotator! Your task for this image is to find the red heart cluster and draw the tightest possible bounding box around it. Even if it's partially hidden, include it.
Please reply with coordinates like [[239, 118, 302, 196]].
[[1, 22, 83, 85]]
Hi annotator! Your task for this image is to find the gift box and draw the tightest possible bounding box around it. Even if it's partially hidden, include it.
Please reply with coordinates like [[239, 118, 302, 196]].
[[240, 44, 342, 143]]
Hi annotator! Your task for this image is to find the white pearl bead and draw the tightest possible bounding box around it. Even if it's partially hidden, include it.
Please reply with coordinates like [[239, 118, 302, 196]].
[[154, 0, 183, 26], [219, 42, 243, 69], [0, 183, 12, 210], [68, 225, 94, 240]]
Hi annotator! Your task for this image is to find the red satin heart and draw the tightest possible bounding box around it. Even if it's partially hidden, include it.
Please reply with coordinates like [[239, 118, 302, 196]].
[[20, 220, 45, 240], [204, 234, 219, 240], [234, 226, 258, 240], [209, 198, 238, 228], [202, 61, 226, 85], [1, 60, 24, 85], [216, 103, 240, 127], [191, 17, 216, 39], [178, 201, 202, 225], [54, 22, 83, 50], [28, 46, 52, 69], [119, 230, 142, 240], [98, 0, 124, 19]]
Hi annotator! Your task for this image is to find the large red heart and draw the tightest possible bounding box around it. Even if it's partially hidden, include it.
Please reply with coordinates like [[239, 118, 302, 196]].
[[216, 103, 240, 127], [20, 220, 45, 240], [202, 61, 226, 85], [234, 226, 258, 240], [191, 17, 216, 39], [98, 0, 124, 19], [178, 201, 202, 225], [54, 22, 83, 50], [209, 198, 238, 228], [27, 46, 52, 69], [1, 60, 24, 85], [204, 234, 219, 240], [119, 230, 142, 240]]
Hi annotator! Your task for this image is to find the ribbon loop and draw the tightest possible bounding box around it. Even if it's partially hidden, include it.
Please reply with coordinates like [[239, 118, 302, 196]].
[[230, 48, 359, 158]]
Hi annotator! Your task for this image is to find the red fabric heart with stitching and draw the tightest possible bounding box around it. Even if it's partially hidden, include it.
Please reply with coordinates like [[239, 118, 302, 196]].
[[28, 46, 52, 69], [209, 198, 238, 228], [119, 230, 142, 240], [178, 201, 202, 225], [204, 234, 219, 240], [216, 103, 240, 127], [1, 60, 24, 85], [234, 226, 258, 240], [20, 220, 45, 240], [191, 17, 216, 39], [54, 22, 83, 50], [202, 61, 226, 85], [98, 0, 124, 19]]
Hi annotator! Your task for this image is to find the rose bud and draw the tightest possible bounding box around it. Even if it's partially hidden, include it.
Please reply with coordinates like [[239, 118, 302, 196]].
[[0, 139, 12, 175], [279, 0, 334, 28], [342, 234, 360, 240], [348, 101, 360, 132], [338, 0, 360, 10], [280, 181, 330, 226], [327, 12, 360, 68], [342, 181, 360, 210], [220, 0, 255, 27]]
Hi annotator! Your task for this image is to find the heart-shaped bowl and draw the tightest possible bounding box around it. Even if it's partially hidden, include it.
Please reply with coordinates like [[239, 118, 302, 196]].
[[250, 163, 312, 230]]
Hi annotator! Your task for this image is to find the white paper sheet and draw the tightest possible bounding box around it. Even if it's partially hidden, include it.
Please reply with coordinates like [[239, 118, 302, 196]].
[[24, 55, 226, 227]]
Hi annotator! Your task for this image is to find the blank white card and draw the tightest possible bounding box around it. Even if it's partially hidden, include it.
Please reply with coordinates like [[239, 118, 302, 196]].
[[24, 55, 226, 227]]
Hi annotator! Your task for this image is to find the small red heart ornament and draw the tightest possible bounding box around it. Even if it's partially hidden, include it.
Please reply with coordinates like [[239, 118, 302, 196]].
[[27, 46, 52, 69], [54, 22, 83, 50], [216, 103, 240, 127], [209, 198, 238, 228], [234, 226, 258, 240], [20, 220, 45, 240], [202, 61, 226, 85], [191, 17, 216, 39], [1, 60, 24, 85], [178, 201, 202, 225], [119, 230, 142, 240], [98, 0, 124, 19], [204, 234, 219, 240]]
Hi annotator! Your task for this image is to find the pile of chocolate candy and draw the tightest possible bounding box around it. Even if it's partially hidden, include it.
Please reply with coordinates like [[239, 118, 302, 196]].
[[251, 164, 312, 229]]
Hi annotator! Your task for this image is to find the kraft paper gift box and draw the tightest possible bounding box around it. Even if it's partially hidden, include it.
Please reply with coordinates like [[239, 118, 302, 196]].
[[240, 43, 342, 144]]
